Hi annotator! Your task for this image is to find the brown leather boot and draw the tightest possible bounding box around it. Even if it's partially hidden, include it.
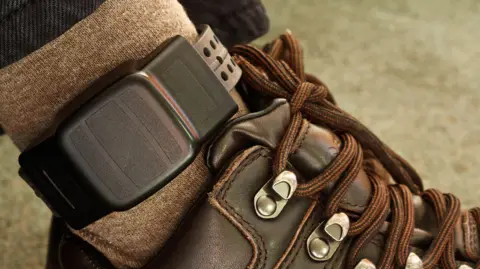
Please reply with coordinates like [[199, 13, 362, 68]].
[[49, 32, 480, 269]]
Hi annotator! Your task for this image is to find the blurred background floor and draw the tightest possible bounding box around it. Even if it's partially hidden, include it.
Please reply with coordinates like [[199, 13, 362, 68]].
[[2, 0, 480, 268]]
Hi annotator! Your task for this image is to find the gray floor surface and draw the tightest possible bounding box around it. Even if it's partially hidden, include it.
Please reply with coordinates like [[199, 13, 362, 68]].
[[2, 0, 480, 268]]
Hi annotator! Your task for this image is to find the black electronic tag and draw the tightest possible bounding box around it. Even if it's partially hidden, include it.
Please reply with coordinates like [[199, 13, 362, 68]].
[[19, 25, 241, 229]]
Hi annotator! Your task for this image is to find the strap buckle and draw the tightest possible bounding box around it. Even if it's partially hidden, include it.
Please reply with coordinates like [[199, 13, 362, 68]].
[[19, 25, 240, 229]]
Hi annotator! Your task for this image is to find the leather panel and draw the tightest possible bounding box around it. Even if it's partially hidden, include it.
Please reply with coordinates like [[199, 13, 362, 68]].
[[149, 202, 252, 269], [218, 147, 312, 268]]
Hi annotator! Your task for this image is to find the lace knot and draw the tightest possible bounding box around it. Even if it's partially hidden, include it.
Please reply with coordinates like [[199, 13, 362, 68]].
[[290, 82, 329, 114]]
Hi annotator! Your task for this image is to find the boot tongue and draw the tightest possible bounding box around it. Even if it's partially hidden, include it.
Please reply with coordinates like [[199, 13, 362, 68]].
[[288, 116, 374, 213], [208, 98, 479, 262], [209, 98, 374, 213]]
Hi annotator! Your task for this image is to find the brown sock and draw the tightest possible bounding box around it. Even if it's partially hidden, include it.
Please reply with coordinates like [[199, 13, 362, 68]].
[[0, 0, 247, 268]]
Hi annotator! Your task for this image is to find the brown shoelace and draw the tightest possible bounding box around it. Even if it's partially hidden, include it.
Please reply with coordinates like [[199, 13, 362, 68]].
[[231, 32, 480, 269]]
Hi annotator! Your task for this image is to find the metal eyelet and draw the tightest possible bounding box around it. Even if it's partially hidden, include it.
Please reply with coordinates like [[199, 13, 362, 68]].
[[354, 259, 376, 269], [405, 252, 423, 269], [307, 213, 350, 262], [254, 171, 298, 219]]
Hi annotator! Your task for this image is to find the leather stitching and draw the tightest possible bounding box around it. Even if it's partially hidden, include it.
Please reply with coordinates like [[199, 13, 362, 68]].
[[328, 239, 351, 269], [281, 205, 323, 269], [222, 198, 268, 269], [219, 149, 269, 198], [285, 223, 315, 268], [210, 147, 270, 269], [220, 149, 270, 269], [327, 246, 341, 269], [285, 218, 318, 269], [273, 201, 317, 269], [209, 198, 263, 269], [335, 241, 349, 269]]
